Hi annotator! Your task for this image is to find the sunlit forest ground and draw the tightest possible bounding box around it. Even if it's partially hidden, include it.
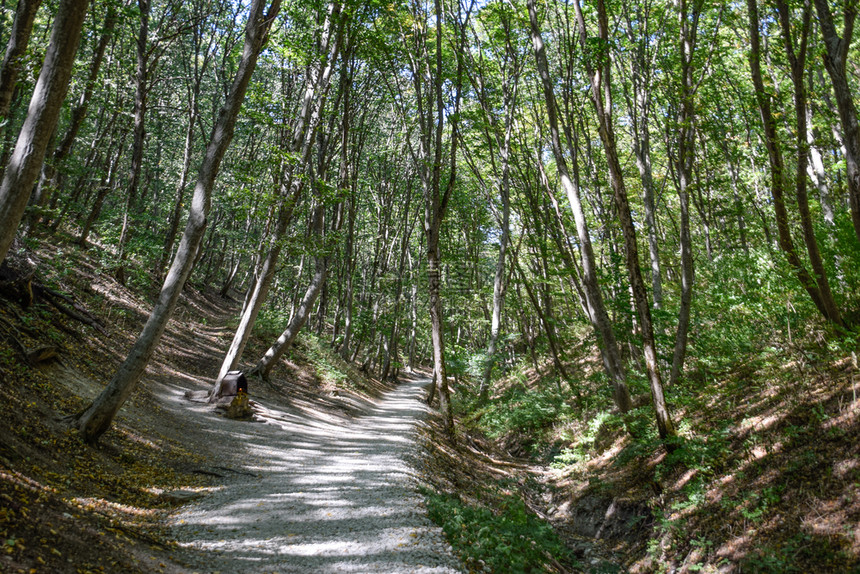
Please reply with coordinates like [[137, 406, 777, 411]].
[[1, 234, 859, 573], [418, 247, 860, 573], [0, 235, 392, 573]]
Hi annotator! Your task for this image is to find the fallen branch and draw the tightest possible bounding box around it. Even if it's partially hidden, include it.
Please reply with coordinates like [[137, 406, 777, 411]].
[[34, 283, 107, 335], [0, 315, 58, 366], [0, 315, 29, 358]]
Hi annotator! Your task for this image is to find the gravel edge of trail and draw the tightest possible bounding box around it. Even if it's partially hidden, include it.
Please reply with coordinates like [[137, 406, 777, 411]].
[[163, 374, 465, 574]]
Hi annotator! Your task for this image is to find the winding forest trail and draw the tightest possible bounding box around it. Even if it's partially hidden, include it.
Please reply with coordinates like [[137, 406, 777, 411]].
[[164, 370, 464, 573]]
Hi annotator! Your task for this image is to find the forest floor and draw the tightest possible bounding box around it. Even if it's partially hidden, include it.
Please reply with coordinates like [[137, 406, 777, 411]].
[[1, 236, 859, 573], [445, 328, 860, 572]]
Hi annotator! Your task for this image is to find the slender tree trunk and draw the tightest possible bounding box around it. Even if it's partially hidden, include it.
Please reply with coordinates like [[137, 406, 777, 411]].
[[480, 163, 510, 400], [116, 0, 151, 285], [250, 207, 328, 380], [635, 115, 662, 310], [621, 12, 663, 309], [812, 0, 860, 242], [572, 0, 675, 440], [213, 0, 343, 390], [0, 0, 42, 119], [515, 260, 567, 380], [747, 0, 839, 325], [526, 0, 632, 413], [220, 252, 242, 298], [78, 131, 125, 246], [669, 0, 700, 387], [159, 92, 198, 279], [339, 194, 356, 358], [74, 0, 281, 443], [0, 0, 89, 265], [776, 0, 842, 326], [159, 3, 219, 279], [408, 257, 418, 372], [807, 112, 833, 224]]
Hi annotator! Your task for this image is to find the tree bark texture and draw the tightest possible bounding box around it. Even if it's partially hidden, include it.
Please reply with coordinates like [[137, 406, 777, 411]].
[[75, 0, 281, 442], [0, 0, 90, 266], [526, 0, 632, 413]]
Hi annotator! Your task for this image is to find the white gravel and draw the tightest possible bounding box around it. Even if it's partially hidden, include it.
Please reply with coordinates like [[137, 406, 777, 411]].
[[168, 376, 464, 574]]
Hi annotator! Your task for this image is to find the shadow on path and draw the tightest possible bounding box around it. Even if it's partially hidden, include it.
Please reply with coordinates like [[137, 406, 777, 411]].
[[169, 376, 463, 574]]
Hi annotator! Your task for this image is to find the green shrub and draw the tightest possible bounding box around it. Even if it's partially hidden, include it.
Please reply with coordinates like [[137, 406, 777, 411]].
[[475, 385, 573, 455], [423, 488, 574, 573]]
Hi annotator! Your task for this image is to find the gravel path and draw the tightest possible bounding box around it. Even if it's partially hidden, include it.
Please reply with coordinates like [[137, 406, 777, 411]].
[[168, 376, 464, 574]]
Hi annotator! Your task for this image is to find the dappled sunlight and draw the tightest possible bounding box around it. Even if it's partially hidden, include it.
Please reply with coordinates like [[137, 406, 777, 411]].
[[168, 376, 461, 572]]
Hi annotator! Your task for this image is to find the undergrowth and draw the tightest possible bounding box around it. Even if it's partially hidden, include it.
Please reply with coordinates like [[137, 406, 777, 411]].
[[445, 249, 860, 572], [422, 485, 576, 573]]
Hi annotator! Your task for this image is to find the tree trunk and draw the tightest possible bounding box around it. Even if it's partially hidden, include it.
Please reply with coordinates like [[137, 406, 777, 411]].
[[408, 260, 418, 372], [669, 0, 700, 387], [116, 0, 151, 285], [74, 0, 281, 443], [620, 6, 663, 309], [158, 90, 198, 279], [0, 0, 42, 119], [746, 0, 840, 325], [213, 0, 343, 391], [250, 207, 328, 380], [526, 0, 632, 413], [339, 194, 356, 358], [572, 0, 675, 440], [777, 0, 842, 325], [515, 260, 567, 381], [812, 0, 860, 242], [0, 0, 89, 266], [29, 3, 116, 231], [78, 130, 125, 246]]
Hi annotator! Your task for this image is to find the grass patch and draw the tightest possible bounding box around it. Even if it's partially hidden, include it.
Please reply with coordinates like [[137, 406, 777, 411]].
[[422, 486, 576, 573]]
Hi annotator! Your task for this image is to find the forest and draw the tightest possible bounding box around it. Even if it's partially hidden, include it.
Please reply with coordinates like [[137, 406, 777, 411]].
[[0, 0, 859, 571]]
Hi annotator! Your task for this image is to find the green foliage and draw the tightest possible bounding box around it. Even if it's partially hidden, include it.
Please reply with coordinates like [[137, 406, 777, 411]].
[[740, 532, 846, 574], [422, 487, 575, 573], [551, 410, 613, 468], [475, 382, 573, 450], [655, 426, 733, 483], [254, 305, 291, 340], [300, 333, 348, 388], [681, 247, 807, 378]]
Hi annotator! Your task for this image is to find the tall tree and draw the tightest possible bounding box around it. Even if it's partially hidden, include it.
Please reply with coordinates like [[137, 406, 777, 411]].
[[0, 0, 90, 265], [526, 0, 633, 414], [668, 0, 705, 387], [74, 0, 282, 443], [618, 0, 664, 309], [463, 2, 520, 401], [571, 0, 676, 440], [776, 0, 843, 326], [746, 0, 842, 327], [213, 0, 344, 392], [249, 202, 330, 379], [812, 0, 860, 242], [28, 3, 118, 231]]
